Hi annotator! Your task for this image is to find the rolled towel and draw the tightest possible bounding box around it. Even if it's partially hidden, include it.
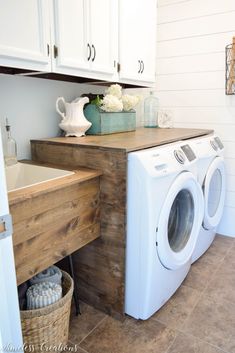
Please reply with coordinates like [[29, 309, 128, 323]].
[[29, 266, 62, 286], [26, 282, 62, 310]]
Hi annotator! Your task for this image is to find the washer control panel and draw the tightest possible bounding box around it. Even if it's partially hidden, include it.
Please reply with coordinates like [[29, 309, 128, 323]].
[[180, 144, 196, 162]]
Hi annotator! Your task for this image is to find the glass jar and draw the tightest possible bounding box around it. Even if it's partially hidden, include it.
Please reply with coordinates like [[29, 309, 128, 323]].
[[144, 91, 159, 127]]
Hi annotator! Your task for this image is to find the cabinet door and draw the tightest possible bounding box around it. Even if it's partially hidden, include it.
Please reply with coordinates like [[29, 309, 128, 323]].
[[138, 0, 157, 83], [89, 0, 118, 78], [0, 0, 51, 71], [119, 0, 157, 85], [52, 0, 90, 74]]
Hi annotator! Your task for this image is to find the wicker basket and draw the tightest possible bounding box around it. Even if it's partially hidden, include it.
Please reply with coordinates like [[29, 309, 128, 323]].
[[20, 271, 74, 352]]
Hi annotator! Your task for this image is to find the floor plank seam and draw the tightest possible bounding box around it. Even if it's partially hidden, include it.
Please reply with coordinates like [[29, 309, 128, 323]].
[[68, 341, 89, 353], [164, 333, 179, 353], [77, 315, 108, 347], [200, 244, 234, 296], [158, 324, 231, 353], [176, 284, 204, 332], [178, 330, 230, 353]]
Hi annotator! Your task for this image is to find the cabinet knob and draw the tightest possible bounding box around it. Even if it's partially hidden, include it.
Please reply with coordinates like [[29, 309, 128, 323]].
[[87, 43, 91, 61], [138, 60, 141, 73], [92, 44, 96, 62]]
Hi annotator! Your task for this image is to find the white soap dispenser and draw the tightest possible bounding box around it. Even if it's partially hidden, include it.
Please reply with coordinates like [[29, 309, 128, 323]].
[[4, 118, 17, 166]]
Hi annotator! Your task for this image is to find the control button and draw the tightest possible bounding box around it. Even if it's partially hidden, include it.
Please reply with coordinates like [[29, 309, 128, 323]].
[[155, 163, 167, 171], [210, 140, 218, 151], [174, 150, 185, 164]]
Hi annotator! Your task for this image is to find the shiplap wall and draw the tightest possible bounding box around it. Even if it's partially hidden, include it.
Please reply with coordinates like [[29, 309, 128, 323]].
[[156, 0, 235, 237]]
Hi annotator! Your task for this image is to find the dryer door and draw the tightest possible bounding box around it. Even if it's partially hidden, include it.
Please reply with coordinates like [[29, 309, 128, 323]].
[[156, 172, 204, 270], [203, 157, 226, 230]]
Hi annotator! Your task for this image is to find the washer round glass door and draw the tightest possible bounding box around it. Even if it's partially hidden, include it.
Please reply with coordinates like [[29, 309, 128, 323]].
[[156, 172, 204, 270], [203, 157, 226, 230]]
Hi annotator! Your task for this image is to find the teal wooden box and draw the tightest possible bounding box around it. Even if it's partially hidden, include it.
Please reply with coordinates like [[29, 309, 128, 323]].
[[84, 104, 136, 135]]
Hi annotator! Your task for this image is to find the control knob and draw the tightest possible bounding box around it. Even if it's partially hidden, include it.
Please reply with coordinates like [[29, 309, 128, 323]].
[[174, 149, 185, 164]]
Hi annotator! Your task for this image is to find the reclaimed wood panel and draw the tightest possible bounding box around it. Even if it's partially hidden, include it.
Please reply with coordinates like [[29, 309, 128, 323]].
[[31, 142, 126, 319], [10, 178, 99, 224], [12, 187, 99, 246], [9, 167, 100, 285]]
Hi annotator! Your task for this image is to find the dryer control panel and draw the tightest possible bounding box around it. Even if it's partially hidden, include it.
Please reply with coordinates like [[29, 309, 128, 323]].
[[214, 136, 224, 150], [180, 144, 196, 162]]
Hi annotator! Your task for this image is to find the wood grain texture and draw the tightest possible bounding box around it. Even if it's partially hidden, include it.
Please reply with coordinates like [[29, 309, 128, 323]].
[[31, 143, 126, 319], [9, 165, 100, 285], [31, 127, 213, 152], [31, 127, 212, 319]]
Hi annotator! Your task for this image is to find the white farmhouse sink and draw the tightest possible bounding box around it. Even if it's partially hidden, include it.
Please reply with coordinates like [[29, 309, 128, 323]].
[[5, 162, 74, 192]]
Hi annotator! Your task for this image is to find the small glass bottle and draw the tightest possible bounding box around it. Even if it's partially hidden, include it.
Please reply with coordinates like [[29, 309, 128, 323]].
[[4, 118, 17, 166], [144, 91, 159, 128]]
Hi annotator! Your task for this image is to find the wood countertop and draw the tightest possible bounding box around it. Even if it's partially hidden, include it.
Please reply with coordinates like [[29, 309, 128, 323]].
[[31, 127, 213, 152]]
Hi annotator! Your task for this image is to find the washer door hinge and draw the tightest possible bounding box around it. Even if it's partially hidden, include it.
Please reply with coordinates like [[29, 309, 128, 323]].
[[0, 214, 13, 240]]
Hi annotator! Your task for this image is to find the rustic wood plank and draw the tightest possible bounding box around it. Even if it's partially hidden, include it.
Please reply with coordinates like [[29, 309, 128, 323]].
[[8, 162, 101, 285], [10, 178, 99, 223], [31, 127, 213, 152], [8, 167, 101, 206], [31, 143, 126, 319], [15, 222, 100, 285], [12, 189, 99, 246]]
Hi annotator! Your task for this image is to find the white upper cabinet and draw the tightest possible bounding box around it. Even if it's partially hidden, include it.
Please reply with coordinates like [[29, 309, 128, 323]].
[[52, 0, 89, 73], [52, 0, 118, 81], [89, 0, 118, 77], [0, 0, 51, 71], [0, 0, 157, 86], [119, 0, 157, 85]]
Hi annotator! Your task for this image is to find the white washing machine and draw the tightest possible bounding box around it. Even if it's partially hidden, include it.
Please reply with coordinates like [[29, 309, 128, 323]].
[[190, 134, 226, 263], [125, 142, 204, 320]]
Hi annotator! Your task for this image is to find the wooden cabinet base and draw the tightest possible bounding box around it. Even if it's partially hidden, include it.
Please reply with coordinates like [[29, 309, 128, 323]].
[[9, 167, 101, 285], [31, 143, 126, 319]]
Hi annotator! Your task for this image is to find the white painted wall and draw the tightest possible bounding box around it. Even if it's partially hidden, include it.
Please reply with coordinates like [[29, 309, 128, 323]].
[[0, 74, 106, 159], [156, 0, 235, 236], [0, 75, 144, 160]]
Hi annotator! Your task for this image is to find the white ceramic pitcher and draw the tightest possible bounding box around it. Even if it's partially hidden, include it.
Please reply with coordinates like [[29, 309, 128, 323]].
[[56, 96, 91, 137]]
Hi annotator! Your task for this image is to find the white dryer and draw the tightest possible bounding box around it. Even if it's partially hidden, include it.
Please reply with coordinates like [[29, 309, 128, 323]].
[[190, 134, 226, 263], [125, 142, 204, 320]]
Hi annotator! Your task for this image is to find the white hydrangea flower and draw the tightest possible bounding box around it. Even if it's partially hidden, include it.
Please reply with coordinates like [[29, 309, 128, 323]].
[[100, 94, 123, 112], [122, 94, 140, 111], [105, 84, 122, 99]]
